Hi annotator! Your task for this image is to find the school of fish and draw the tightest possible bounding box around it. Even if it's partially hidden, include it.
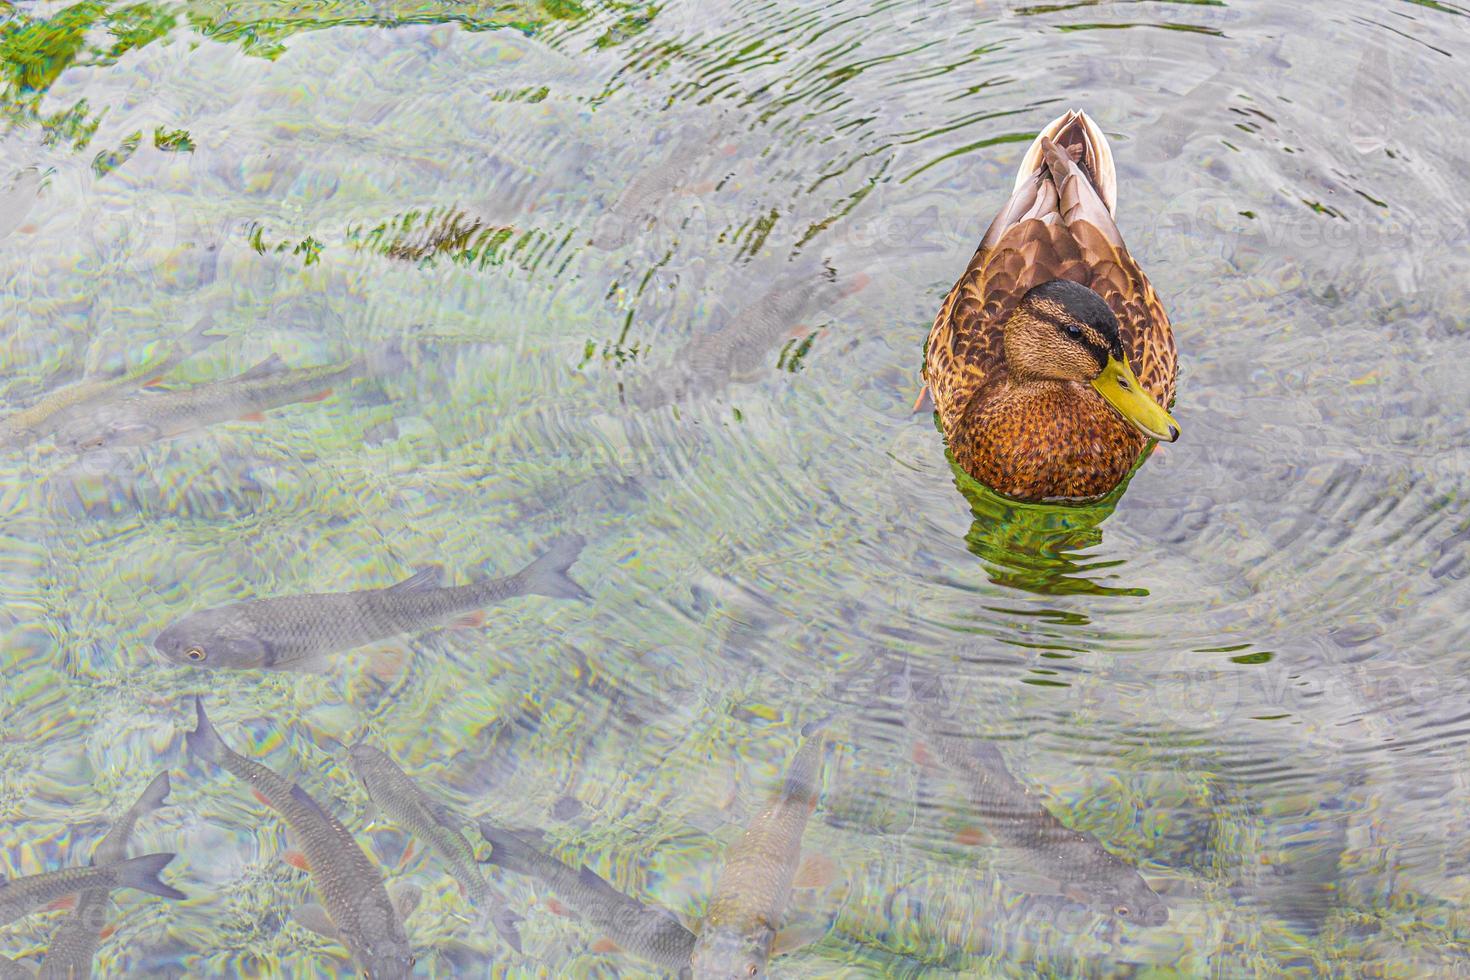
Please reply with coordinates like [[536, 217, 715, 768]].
[[0, 111, 1180, 979]]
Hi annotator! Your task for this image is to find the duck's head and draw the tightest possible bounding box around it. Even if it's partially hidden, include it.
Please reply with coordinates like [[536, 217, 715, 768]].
[[1003, 279, 1180, 442]]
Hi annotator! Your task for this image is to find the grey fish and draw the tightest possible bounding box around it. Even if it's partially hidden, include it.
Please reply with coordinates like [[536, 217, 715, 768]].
[[0, 855, 184, 927], [630, 266, 868, 409], [690, 729, 826, 980], [590, 122, 725, 250], [347, 743, 523, 952], [62, 353, 363, 452], [184, 700, 413, 979], [0, 315, 223, 450], [37, 772, 172, 980], [154, 534, 588, 671], [477, 821, 695, 974], [907, 671, 1168, 926], [0, 167, 45, 240]]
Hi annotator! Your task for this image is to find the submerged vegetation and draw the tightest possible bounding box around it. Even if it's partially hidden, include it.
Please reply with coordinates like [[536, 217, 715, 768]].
[[348, 206, 519, 265], [0, 0, 599, 152]]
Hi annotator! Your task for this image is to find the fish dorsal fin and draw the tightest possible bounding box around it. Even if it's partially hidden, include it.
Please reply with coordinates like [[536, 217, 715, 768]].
[[237, 354, 288, 382], [288, 783, 337, 825], [969, 739, 1014, 776], [576, 865, 624, 903], [513, 825, 548, 846], [389, 566, 444, 594], [427, 798, 461, 830]]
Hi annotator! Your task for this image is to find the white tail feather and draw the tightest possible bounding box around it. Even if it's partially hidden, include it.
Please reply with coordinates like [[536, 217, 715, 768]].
[[1012, 109, 1117, 217]]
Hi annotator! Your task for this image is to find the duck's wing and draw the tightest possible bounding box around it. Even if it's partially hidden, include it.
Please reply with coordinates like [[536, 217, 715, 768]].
[[924, 122, 1176, 422]]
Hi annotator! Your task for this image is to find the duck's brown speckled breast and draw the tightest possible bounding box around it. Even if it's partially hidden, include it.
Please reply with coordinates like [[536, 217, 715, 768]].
[[948, 379, 1148, 502]]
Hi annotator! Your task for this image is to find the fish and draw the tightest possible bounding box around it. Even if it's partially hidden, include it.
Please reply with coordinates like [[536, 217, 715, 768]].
[[689, 728, 827, 980], [184, 699, 414, 979], [590, 121, 726, 250], [37, 772, 172, 980], [0, 314, 223, 450], [154, 534, 588, 671], [346, 743, 523, 952], [0, 855, 185, 927], [476, 821, 696, 974], [0, 167, 46, 240], [629, 265, 868, 409], [906, 670, 1168, 926], [61, 352, 365, 452]]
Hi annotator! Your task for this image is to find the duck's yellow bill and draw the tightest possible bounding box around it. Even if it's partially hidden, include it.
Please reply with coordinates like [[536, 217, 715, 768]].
[[1091, 356, 1180, 442]]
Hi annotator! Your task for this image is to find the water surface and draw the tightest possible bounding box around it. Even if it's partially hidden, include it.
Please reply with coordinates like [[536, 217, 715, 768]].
[[3, 0, 1470, 975]]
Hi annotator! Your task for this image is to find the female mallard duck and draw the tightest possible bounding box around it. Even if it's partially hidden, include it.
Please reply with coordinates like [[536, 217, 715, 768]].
[[922, 110, 1179, 502]]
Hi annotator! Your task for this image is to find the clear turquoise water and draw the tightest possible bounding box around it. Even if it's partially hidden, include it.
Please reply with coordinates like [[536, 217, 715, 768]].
[[3, 0, 1470, 975]]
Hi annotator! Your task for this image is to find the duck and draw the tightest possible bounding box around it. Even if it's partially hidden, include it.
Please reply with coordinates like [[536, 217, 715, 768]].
[[920, 109, 1179, 502]]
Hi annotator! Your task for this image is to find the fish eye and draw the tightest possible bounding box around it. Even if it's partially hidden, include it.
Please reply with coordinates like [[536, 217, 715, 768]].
[[746, 966, 759, 978], [185, 647, 206, 662], [1115, 904, 1130, 917]]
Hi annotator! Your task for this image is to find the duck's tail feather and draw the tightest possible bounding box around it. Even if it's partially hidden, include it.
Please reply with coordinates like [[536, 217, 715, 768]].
[[1013, 110, 1117, 217]]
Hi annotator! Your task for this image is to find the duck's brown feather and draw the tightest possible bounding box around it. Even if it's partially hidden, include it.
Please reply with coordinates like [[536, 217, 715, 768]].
[[923, 116, 1177, 500]]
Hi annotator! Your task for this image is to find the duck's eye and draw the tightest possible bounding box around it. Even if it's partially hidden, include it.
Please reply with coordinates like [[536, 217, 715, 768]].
[[185, 647, 206, 662], [1065, 323, 1082, 338]]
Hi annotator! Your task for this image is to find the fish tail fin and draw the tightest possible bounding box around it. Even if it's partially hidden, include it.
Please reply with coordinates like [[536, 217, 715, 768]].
[[113, 853, 188, 901], [136, 771, 172, 812], [514, 535, 590, 601], [185, 698, 226, 764]]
